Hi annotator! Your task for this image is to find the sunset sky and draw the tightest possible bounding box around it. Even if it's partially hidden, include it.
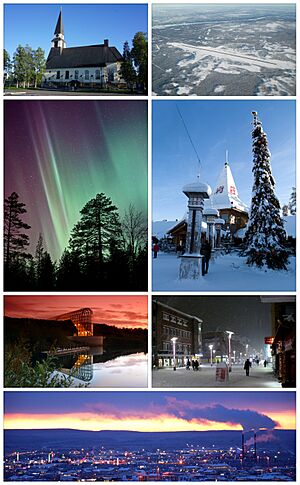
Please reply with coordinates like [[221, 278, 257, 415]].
[[4, 392, 295, 432], [4, 296, 148, 329]]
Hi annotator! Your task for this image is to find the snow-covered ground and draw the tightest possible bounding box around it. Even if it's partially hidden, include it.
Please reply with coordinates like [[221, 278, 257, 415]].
[[152, 252, 296, 291], [153, 363, 281, 388], [169, 41, 295, 72]]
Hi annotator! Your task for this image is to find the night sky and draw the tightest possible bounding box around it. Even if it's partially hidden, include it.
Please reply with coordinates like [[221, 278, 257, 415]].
[[4, 295, 148, 329], [5, 101, 148, 261], [4, 391, 295, 432], [154, 296, 273, 350]]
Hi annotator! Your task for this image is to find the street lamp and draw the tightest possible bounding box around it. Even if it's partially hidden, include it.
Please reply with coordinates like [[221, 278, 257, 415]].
[[226, 331, 234, 372], [209, 344, 214, 366], [233, 350, 236, 363], [171, 337, 178, 371], [246, 344, 249, 358]]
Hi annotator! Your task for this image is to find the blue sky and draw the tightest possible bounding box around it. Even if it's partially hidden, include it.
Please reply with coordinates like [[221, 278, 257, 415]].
[[153, 100, 295, 221], [4, 4, 148, 57]]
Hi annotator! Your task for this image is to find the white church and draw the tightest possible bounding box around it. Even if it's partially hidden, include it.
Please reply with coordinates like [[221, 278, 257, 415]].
[[42, 9, 124, 88]]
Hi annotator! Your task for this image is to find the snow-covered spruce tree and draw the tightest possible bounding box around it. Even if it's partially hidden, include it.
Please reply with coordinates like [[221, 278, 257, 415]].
[[288, 187, 296, 215], [244, 111, 288, 270]]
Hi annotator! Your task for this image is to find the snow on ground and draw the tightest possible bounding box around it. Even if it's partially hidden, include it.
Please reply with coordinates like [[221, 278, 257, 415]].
[[153, 364, 281, 388], [177, 86, 192, 95], [168, 41, 295, 72], [152, 252, 295, 291], [214, 85, 226, 93]]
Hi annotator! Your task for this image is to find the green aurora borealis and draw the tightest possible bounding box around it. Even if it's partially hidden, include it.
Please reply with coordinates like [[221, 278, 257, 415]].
[[5, 101, 148, 261]]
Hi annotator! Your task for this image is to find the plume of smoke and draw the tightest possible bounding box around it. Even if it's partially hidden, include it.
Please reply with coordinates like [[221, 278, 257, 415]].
[[165, 398, 277, 431], [245, 430, 277, 446]]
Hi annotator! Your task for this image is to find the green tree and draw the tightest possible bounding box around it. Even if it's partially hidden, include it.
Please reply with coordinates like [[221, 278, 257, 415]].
[[131, 32, 148, 92], [244, 112, 288, 270], [4, 192, 31, 271], [33, 47, 46, 87], [120, 41, 136, 89], [13, 44, 35, 88], [4, 49, 11, 84]]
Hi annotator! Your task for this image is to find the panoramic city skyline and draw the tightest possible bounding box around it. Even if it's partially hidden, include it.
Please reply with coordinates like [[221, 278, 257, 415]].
[[4, 391, 295, 432], [4, 295, 148, 329], [5, 100, 147, 261]]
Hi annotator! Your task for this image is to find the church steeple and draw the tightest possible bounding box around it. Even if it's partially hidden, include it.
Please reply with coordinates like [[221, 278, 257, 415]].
[[51, 8, 66, 53], [54, 9, 64, 35]]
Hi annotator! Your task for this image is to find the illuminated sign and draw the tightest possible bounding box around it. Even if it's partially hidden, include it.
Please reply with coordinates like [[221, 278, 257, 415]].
[[264, 337, 274, 344]]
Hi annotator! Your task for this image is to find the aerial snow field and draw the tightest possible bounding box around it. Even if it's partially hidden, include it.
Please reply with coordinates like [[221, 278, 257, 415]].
[[169, 42, 294, 72], [152, 253, 296, 292], [152, 5, 296, 96]]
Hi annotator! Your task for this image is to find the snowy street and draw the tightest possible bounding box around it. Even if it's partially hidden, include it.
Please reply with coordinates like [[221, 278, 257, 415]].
[[152, 363, 281, 388], [152, 252, 296, 291]]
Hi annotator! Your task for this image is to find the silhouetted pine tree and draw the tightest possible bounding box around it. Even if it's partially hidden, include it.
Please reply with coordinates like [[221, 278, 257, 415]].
[[4, 192, 31, 289]]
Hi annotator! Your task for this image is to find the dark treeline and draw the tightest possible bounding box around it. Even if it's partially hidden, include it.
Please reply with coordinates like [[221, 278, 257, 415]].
[[4, 192, 148, 291]]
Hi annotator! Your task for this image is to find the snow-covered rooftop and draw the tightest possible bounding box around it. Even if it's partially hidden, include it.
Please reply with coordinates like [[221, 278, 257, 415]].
[[206, 161, 249, 213], [182, 181, 212, 198]]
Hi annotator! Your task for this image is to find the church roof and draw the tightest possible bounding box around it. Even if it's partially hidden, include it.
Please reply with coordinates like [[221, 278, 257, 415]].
[[46, 44, 122, 69], [54, 10, 64, 35], [207, 161, 248, 213]]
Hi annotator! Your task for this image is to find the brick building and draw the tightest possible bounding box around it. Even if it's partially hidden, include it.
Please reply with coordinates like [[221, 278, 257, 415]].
[[152, 300, 202, 368]]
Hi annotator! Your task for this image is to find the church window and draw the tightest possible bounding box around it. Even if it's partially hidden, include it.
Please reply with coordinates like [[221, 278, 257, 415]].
[[74, 70, 79, 80], [65, 71, 69, 80], [56, 71, 60, 79], [85, 70, 90, 80], [95, 69, 100, 80]]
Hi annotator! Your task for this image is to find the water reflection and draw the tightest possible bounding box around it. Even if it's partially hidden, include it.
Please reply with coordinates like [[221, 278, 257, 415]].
[[59, 351, 147, 387]]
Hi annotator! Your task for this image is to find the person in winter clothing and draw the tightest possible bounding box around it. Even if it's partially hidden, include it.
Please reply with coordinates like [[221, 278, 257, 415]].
[[153, 243, 159, 259], [201, 240, 212, 275], [244, 358, 252, 376]]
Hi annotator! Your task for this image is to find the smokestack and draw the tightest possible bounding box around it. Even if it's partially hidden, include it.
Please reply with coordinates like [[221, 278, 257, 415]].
[[104, 39, 109, 46], [254, 431, 257, 460], [241, 431, 245, 462]]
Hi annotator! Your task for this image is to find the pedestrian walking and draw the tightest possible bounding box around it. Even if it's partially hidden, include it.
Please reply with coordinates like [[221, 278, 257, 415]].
[[186, 358, 191, 370], [264, 359, 268, 368], [194, 360, 199, 371], [244, 358, 251, 376], [192, 359, 196, 371], [201, 240, 212, 275]]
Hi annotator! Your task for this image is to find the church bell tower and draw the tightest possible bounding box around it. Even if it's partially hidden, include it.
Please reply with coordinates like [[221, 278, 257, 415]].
[[51, 8, 66, 53]]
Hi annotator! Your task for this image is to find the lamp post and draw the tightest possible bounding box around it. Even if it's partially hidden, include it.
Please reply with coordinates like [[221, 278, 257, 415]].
[[233, 350, 236, 363], [246, 344, 249, 358], [171, 337, 178, 371], [209, 344, 214, 366], [226, 331, 234, 372]]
